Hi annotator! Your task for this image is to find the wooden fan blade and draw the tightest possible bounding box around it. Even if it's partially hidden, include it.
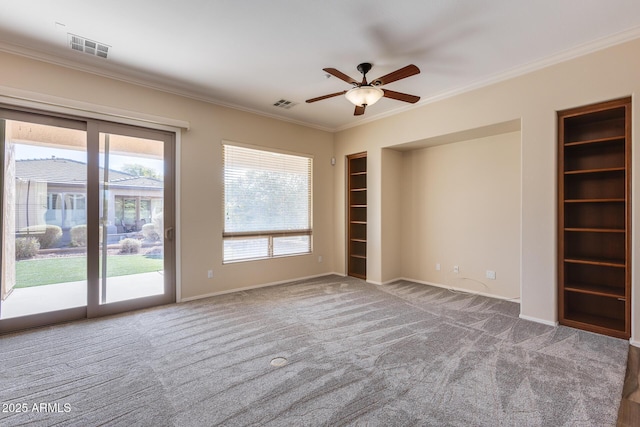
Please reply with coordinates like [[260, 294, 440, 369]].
[[382, 89, 420, 104], [371, 64, 420, 86], [354, 105, 366, 116], [306, 91, 347, 103], [323, 68, 359, 85]]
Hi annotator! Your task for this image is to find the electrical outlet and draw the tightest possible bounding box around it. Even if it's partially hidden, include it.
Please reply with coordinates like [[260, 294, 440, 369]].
[[435, 263, 441, 271], [318, 255, 323, 263], [207, 270, 214, 279], [486, 270, 496, 280], [453, 265, 459, 274]]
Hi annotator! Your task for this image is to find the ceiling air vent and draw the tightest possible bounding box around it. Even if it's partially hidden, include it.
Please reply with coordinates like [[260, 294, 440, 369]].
[[68, 34, 110, 59], [273, 99, 297, 109]]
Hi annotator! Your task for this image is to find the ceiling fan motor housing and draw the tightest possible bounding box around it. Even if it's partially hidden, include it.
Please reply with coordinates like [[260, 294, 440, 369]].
[[357, 62, 373, 77]]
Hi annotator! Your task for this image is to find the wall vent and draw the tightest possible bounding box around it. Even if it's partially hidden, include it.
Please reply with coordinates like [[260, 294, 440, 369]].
[[273, 99, 297, 109], [68, 34, 109, 59]]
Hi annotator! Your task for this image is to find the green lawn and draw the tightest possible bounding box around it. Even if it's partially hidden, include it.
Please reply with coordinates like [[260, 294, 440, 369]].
[[15, 255, 163, 288]]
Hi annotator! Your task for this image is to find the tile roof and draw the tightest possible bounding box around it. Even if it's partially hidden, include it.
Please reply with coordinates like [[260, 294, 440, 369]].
[[15, 158, 163, 189]]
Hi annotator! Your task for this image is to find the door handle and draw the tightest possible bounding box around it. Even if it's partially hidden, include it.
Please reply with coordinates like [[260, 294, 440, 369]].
[[164, 227, 174, 241]]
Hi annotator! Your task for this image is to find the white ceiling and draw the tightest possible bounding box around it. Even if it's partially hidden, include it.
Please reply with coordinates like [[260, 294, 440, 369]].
[[1, 0, 640, 131]]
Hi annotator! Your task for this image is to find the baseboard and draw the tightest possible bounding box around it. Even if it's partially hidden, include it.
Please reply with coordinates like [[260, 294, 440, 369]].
[[630, 338, 640, 348], [179, 272, 344, 302], [367, 277, 414, 286], [394, 277, 521, 302], [366, 279, 391, 286], [519, 314, 559, 327]]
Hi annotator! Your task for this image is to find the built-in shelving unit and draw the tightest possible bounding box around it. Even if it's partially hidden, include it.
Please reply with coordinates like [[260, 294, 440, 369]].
[[347, 152, 367, 279], [558, 97, 631, 339]]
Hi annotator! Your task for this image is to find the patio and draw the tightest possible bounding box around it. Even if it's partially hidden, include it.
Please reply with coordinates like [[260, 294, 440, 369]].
[[0, 272, 164, 319]]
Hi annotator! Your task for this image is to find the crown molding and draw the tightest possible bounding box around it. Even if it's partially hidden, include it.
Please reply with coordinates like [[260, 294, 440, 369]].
[[2, 24, 640, 135], [0, 40, 334, 133]]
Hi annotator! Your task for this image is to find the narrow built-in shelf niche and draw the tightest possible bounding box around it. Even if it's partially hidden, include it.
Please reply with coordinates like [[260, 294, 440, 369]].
[[558, 97, 631, 339], [347, 152, 367, 279]]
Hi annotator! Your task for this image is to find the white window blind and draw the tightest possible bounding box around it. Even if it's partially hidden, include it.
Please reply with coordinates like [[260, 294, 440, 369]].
[[223, 143, 312, 262]]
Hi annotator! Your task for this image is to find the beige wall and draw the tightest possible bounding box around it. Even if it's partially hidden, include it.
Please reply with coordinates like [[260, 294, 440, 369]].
[[399, 132, 521, 298], [334, 37, 640, 340], [0, 50, 336, 300], [380, 148, 403, 283]]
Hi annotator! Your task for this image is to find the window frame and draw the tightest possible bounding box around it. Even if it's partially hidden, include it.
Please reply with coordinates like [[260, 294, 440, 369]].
[[222, 141, 313, 263]]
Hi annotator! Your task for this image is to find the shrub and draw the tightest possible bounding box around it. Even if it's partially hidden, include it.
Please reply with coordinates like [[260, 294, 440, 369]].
[[142, 223, 160, 241], [16, 237, 40, 260], [119, 238, 141, 254], [70, 225, 87, 247], [144, 246, 163, 259], [152, 211, 163, 233], [20, 225, 62, 249], [39, 225, 63, 248], [70, 225, 104, 247]]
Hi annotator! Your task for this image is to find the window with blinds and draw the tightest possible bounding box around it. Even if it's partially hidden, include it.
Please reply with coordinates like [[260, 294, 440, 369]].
[[223, 143, 312, 262]]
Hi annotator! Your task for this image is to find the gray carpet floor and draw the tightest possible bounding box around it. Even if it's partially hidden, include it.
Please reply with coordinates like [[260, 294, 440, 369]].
[[0, 275, 628, 426]]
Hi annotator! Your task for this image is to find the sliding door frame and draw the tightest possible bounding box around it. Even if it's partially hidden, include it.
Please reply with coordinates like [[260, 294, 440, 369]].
[[0, 105, 177, 333], [87, 120, 176, 318], [0, 107, 89, 332]]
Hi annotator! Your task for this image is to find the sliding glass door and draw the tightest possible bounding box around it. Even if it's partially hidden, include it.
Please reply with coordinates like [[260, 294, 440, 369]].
[[0, 108, 175, 332], [92, 123, 175, 316], [0, 113, 88, 325]]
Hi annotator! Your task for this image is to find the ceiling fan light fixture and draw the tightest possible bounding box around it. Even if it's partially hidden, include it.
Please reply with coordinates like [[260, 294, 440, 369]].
[[345, 86, 384, 107]]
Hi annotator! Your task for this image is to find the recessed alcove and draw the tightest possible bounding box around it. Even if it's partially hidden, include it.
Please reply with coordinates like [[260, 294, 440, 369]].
[[380, 119, 522, 299]]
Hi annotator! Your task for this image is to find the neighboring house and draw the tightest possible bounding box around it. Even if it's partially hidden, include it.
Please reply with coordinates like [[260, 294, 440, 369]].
[[14, 157, 163, 236]]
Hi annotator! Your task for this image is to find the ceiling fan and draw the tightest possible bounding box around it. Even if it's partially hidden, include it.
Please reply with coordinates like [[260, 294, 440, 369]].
[[306, 63, 421, 116]]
